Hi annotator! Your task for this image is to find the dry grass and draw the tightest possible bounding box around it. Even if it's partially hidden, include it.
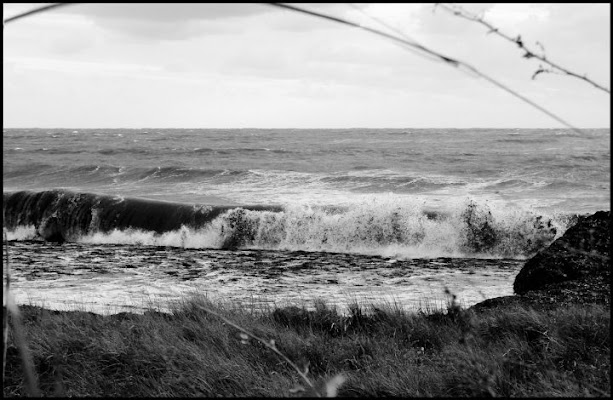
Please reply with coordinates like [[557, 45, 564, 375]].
[[2, 292, 610, 397]]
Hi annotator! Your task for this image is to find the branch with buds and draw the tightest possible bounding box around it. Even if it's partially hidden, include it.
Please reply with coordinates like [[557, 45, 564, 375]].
[[435, 3, 610, 94]]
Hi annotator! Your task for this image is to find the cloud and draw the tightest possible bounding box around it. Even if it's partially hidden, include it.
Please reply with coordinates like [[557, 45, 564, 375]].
[[78, 3, 359, 40], [483, 3, 551, 35], [3, 3, 609, 129], [5, 56, 162, 77], [344, 3, 425, 35], [15, 3, 274, 41], [66, 3, 271, 22], [65, 3, 344, 40]]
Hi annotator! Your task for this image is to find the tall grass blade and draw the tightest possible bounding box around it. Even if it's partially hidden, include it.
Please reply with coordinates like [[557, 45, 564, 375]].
[[3, 229, 10, 386], [3, 230, 40, 396]]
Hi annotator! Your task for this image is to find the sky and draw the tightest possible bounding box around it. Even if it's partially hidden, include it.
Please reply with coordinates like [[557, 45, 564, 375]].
[[3, 3, 610, 129]]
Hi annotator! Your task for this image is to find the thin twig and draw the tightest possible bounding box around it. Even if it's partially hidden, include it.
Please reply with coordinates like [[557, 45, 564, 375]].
[[3, 3, 75, 25], [436, 3, 610, 94], [194, 304, 319, 396]]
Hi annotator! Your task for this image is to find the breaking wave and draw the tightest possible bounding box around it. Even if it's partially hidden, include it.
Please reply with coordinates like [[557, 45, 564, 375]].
[[3, 189, 576, 260]]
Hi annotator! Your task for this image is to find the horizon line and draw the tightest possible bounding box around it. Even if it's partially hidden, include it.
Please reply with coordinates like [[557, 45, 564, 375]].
[[4, 126, 610, 130]]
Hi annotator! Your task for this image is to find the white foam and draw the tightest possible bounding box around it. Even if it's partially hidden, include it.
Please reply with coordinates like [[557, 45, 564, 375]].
[[73, 196, 567, 260], [5, 225, 38, 240]]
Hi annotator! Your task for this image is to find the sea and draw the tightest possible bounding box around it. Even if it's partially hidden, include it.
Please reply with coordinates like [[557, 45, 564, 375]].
[[3, 128, 610, 314]]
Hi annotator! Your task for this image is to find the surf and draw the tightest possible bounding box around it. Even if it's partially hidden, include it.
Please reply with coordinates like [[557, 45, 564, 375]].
[[4, 189, 572, 260]]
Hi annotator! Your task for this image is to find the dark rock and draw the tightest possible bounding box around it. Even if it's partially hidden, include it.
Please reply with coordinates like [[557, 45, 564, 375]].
[[513, 211, 610, 294], [472, 275, 610, 312], [471, 211, 610, 311]]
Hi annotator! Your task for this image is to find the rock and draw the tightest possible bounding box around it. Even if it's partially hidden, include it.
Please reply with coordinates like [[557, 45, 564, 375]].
[[472, 274, 610, 312], [513, 210, 610, 294], [471, 211, 610, 312]]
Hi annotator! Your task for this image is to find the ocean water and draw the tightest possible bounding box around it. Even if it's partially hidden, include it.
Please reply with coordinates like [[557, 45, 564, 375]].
[[3, 128, 610, 313]]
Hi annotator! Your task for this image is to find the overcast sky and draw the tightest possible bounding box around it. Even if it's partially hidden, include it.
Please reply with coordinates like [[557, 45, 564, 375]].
[[3, 3, 610, 129]]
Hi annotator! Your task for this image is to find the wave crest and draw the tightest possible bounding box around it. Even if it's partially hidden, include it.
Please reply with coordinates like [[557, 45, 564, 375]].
[[3, 190, 572, 259]]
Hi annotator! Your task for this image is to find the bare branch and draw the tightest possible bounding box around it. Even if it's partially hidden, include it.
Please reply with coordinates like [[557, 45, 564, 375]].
[[437, 3, 610, 94], [532, 66, 547, 80]]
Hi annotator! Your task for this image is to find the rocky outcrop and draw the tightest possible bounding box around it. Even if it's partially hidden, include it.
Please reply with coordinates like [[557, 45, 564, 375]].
[[473, 211, 610, 311], [513, 210, 610, 294]]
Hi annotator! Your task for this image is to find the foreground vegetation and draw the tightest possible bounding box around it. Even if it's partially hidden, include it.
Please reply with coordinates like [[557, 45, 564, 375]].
[[3, 295, 610, 397]]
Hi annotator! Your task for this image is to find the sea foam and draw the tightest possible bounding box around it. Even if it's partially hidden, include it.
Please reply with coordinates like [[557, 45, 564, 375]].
[[5, 191, 571, 260]]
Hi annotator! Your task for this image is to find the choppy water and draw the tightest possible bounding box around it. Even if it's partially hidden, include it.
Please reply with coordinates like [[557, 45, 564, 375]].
[[4, 128, 610, 213], [3, 128, 610, 313], [6, 241, 524, 314]]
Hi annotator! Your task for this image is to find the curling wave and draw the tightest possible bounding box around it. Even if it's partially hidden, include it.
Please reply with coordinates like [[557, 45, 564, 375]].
[[3, 189, 575, 259]]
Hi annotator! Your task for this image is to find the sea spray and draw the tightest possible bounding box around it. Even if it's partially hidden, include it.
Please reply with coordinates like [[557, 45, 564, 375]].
[[4, 190, 570, 259], [200, 197, 564, 258]]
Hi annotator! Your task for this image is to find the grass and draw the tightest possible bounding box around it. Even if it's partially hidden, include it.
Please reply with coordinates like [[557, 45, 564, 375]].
[[2, 293, 610, 397]]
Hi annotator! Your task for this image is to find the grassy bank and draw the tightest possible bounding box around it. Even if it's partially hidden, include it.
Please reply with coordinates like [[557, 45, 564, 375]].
[[3, 295, 610, 397]]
